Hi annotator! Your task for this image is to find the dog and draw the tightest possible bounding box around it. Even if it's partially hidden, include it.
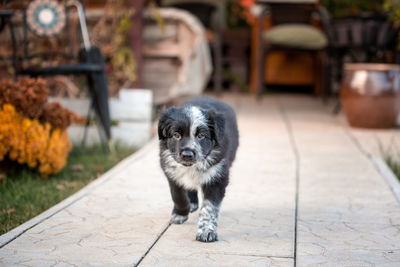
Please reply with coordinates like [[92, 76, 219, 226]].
[[158, 97, 239, 242]]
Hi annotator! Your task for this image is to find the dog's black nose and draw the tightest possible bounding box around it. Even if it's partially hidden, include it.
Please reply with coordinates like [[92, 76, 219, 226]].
[[181, 149, 195, 161]]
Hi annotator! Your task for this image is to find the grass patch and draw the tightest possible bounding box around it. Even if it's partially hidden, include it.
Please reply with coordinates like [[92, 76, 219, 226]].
[[0, 145, 135, 235], [386, 157, 400, 180], [378, 138, 400, 181]]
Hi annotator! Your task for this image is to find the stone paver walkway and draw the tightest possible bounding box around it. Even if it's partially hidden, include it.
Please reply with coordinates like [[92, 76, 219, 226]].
[[0, 94, 400, 266]]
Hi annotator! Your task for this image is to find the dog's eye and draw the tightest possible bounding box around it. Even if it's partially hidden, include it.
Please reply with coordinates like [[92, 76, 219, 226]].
[[197, 133, 205, 140], [172, 132, 181, 140]]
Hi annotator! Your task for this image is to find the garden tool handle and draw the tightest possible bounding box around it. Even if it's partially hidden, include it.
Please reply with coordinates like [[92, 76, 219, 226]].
[[67, 0, 91, 51]]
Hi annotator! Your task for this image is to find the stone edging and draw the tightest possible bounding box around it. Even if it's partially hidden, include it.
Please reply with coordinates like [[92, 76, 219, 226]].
[[372, 156, 400, 204], [0, 138, 158, 248]]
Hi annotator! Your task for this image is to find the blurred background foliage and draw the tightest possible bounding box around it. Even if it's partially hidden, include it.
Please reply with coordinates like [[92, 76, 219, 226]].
[[384, 0, 400, 24], [321, 0, 384, 17]]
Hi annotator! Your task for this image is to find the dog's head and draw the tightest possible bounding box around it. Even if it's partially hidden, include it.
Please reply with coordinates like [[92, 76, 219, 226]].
[[158, 105, 224, 167]]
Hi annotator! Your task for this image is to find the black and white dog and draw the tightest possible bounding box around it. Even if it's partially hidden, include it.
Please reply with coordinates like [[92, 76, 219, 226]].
[[158, 97, 239, 242]]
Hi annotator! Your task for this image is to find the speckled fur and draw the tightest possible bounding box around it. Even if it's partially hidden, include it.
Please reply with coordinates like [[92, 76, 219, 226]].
[[196, 200, 220, 242]]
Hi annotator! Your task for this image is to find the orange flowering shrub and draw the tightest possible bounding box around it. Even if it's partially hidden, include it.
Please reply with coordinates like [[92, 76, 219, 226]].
[[39, 102, 86, 129], [0, 78, 84, 177], [0, 78, 49, 118]]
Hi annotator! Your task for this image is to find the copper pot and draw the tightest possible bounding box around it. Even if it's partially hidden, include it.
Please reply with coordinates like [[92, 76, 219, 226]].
[[340, 63, 400, 128]]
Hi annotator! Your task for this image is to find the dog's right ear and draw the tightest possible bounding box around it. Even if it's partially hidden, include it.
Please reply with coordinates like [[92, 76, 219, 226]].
[[158, 107, 177, 140], [205, 109, 225, 146]]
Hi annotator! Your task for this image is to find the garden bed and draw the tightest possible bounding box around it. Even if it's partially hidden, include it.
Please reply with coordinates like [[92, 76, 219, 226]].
[[0, 145, 135, 235]]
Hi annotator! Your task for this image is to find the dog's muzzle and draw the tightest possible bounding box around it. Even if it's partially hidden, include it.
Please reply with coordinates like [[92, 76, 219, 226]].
[[180, 148, 196, 166]]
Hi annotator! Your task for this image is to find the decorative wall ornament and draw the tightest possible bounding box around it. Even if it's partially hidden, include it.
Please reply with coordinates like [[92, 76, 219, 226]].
[[27, 0, 66, 37]]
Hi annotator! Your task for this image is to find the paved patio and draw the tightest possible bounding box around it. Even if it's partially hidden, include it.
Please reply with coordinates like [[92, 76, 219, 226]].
[[0, 94, 400, 266]]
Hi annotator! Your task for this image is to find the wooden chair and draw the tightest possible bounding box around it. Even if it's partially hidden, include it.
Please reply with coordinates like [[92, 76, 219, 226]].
[[256, 1, 332, 100]]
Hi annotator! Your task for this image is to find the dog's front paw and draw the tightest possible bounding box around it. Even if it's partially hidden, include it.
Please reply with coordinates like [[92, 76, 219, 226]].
[[196, 228, 218, 242], [170, 214, 188, 224]]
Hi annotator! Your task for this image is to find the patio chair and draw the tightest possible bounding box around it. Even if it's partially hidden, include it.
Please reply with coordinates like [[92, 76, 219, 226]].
[[5, 0, 111, 147], [255, 1, 332, 100], [161, 1, 223, 96], [331, 13, 399, 86]]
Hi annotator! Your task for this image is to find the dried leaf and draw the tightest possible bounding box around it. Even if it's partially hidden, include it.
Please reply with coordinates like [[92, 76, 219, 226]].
[[56, 184, 65, 190], [95, 165, 105, 172], [0, 208, 15, 215], [70, 164, 84, 172]]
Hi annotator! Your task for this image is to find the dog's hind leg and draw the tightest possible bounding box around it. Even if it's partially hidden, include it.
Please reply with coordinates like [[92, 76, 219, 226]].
[[188, 190, 198, 213]]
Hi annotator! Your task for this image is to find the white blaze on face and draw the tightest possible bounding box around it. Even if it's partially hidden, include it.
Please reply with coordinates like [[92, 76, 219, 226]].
[[190, 106, 206, 137], [185, 106, 207, 159]]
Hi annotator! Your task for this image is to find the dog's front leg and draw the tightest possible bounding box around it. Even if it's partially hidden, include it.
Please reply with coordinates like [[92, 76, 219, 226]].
[[168, 179, 190, 224], [196, 182, 226, 242]]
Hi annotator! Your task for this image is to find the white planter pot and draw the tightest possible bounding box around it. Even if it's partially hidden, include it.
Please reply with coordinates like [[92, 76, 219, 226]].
[[50, 89, 153, 148]]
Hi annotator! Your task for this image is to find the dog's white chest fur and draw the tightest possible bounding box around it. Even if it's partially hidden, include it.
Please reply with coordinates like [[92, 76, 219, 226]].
[[162, 151, 224, 190]]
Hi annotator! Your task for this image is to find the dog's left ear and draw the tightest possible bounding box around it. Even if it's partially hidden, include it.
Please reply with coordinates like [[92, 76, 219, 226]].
[[205, 110, 225, 145]]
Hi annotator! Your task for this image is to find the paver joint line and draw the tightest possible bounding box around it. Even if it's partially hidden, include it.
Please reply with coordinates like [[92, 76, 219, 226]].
[[276, 97, 300, 267], [134, 222, 171, 267], [342, 126, 371, 159]]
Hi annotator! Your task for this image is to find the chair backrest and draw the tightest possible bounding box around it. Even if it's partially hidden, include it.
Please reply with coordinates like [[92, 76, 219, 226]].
[[267, 3, 317, 25], [331, 13, 399, 63], [164, 2, 217, 29], [332, 13, 397, 50], [6, 0, 84, 67]]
